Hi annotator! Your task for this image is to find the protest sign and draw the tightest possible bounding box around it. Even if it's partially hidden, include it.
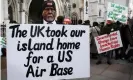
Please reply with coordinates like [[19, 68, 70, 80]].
[[107, 2, 128, 23], [0, 37, 6, 56], [6, 24, 90, 80], [94, 31, 123, 54]]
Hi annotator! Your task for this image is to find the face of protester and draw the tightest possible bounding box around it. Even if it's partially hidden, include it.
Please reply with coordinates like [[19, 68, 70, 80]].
[[107, 20, 112, 25], [42, 7, 56, 23]]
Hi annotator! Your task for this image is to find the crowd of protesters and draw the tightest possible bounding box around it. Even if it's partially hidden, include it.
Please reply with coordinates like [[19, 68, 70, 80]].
[[90, 18, 133, 65], [56, 15, 133, 65], [1, 14, 133, 65], [48, 0, 133, 65], [2, 14, 133, 63]]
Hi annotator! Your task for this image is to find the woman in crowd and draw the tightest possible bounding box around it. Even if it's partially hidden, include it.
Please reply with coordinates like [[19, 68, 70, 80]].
[[90, 22, 100, 59]]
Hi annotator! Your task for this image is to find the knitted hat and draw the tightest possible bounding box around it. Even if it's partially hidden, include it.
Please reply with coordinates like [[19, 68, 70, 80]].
[[42, 0, 56, 10]]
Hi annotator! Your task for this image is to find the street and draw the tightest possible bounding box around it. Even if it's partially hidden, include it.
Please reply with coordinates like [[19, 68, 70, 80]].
[[1, 57, 133, 80]]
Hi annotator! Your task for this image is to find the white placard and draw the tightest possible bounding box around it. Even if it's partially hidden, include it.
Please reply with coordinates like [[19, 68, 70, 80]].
[[94, 31, 123, 54], [7, 24, 90, 80], [107, 2, 128, 23]]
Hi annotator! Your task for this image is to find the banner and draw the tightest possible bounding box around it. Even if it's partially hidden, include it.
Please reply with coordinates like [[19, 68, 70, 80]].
[[94, 31, 123, 54], [107, 2, 128, 23], [7, 24, 90, 80]]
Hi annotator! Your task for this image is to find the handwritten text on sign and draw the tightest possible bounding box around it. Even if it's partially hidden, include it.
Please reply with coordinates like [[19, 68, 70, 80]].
[[94, 31, 123, 53], [6, 24, 90, 80], [107, 2, 128, 23]]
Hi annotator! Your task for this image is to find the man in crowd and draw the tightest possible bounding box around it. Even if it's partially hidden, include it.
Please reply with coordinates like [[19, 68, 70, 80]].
[[96, 19, 118, 65], [41, 0, 57, 24]]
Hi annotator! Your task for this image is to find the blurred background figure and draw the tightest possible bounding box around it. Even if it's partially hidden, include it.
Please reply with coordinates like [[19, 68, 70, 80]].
[[90, 22, 100, 59], [63, 18, 71, 24], [83, 20, 90, 25], [56, 16, 64, 24], [78, 19, 82, 25]]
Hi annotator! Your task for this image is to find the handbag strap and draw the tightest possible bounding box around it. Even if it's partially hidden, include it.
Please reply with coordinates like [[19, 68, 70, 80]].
[[94, 26, 100, 35]]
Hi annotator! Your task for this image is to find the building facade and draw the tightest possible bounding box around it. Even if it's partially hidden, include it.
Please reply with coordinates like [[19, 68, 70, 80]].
[[0, 0, 86, 24], [88, 0, 106, 24], [62, 0, 84, 24], [0, 0, 132, 25], [0, 0, 65, 24]]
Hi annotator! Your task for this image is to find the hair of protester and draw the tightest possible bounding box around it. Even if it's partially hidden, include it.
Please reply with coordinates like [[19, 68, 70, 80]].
[[100, 22, 104, 25], [116, 21, 121, 25], [56, 16, 64, 24], [93, 22, 99, 26], [83, 20, 90, 25], [78, 19, 82, 24]]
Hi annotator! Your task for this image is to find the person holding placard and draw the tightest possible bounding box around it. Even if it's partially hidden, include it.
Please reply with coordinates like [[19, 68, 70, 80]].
[[35, 0, 57, 24], [96, 19, 118, 65], [42, 0, 56, 24]]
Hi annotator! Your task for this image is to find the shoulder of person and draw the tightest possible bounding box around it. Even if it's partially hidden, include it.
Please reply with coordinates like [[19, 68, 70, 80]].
[[34, 20, 43, 24], [90, 27, 94, 31], [95, 26, 99, 28]]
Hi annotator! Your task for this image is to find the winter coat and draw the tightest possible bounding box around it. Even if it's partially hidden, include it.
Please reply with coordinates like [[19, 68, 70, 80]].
[[90, 26, 100, 53], [119, 24, 133, 46], [100, 23, 119, 35]]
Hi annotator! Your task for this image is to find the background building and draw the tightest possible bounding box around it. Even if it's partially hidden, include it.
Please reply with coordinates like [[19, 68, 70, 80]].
[[89, 0, 106, 24], [0, 0, 65, 24], [0, 0, 85, 24], [0, 0, 132, 25]]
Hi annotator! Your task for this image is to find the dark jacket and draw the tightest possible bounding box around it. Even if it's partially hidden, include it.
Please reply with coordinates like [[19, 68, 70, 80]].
[[100, 23, 119, 35], [120, 24, 133, 46]]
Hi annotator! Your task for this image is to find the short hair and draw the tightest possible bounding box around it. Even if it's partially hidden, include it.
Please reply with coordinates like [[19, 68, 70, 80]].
[[56, 16, 64, 24], [78, 19, 82, 24], [93, 22, 99, 26]]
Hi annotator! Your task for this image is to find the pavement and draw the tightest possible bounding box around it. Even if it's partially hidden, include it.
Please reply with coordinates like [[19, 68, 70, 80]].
[[1, 57, 133, 80]]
